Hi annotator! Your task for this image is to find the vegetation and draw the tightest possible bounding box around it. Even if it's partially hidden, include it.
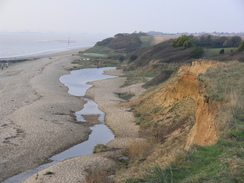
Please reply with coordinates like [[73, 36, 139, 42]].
[[123, 62, 244, 183], [194, 35, 242, 48], [93, 144, 108, 153], [198, 62, 244, 120], [85, 168, 114, 183], [43, 171, 54, 175], [203, 47, 236, 57], [142, 69, 174, 88], [95, 33, 144, 53], [71, 57, 119, 70], [190, 47, 204, 58], [172, 35, 195, 49], [237, 41, 244, 51], [219, 48, 225, 54], [75, 34, 244, 182], [125, 40, 193, 70], [115, 92, 135, 101]]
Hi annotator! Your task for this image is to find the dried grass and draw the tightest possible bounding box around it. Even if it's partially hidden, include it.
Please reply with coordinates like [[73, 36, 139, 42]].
[[85, 168, 114, 183]]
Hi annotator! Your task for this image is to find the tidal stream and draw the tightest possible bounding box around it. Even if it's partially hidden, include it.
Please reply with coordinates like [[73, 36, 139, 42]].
[[3, 67, 116, 183]]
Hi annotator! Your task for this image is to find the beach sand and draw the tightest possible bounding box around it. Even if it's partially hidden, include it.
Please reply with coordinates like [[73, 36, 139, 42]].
[[23, 70, 145, 183], [0, 50, 145, 182], [0, 50, 91, 182]]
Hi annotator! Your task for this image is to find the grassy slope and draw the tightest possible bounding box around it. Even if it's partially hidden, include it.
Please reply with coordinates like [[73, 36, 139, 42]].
[[74, 35, 244, 182], [122, 62, 244, 183], [204, 47, 237, 57]]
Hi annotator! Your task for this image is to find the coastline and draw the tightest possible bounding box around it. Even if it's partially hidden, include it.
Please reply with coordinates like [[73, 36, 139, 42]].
[[22, 68, 145, 183], [0, 50, 90, 182], [0, 48, 145, 182]]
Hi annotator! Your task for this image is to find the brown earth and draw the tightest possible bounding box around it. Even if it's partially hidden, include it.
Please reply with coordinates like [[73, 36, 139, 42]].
[[118, 61, 222, 180]]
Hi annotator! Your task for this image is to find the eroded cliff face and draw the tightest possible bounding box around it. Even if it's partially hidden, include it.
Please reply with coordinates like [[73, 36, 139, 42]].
[[130, 61, 221, 148], [185, 61, 221, 148], [118, 61, 224, 180]]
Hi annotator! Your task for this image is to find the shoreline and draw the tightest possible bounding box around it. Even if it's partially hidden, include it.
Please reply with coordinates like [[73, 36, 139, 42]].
[[1, 48, 145, 182], [0, 48, 87, 63], [0, 49, 90, 182], [22, 68, 145, 183]]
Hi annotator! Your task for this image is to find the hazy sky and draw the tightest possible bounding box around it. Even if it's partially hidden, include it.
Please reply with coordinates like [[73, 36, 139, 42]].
[[0, 0, 243, 34]]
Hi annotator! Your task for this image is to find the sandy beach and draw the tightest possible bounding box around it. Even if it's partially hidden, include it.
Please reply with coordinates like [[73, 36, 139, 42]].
[[0, 50, 145, 182], [0, 50, 91, 182]]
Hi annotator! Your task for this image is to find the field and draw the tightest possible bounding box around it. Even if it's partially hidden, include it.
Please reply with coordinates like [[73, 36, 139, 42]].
[[204, 47, 237, 57]]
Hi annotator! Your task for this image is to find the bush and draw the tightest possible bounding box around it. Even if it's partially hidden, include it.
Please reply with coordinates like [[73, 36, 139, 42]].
[[93, 144, 108, 153], [190, 47, 204, 58], [115, 92, 135, 101], [85, 168, 114, 183], [219, 49, 225, 54], [129, 55, 138, 62]]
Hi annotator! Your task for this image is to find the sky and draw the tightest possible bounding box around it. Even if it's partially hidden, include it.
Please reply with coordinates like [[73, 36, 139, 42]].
[[0, 0, 243, 35]]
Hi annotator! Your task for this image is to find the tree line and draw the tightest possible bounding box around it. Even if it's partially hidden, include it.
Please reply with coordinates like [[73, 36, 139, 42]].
[[172, 34, 242, 49]]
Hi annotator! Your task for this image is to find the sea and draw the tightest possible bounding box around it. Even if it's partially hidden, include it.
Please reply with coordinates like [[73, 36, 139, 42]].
[[0, 32, 109, 59]]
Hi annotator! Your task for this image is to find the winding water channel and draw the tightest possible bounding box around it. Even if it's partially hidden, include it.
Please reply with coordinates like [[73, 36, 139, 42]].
[[3, 67, 116, 183]]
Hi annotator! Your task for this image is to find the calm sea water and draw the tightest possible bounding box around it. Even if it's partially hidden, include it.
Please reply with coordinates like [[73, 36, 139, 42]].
[[0, 32, 108, 59]]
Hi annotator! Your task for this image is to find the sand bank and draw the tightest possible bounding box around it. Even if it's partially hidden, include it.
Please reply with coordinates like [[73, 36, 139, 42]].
[[0, 50, 90, 182], [1, 49, 145, 182], [22, 67, 145, 182]]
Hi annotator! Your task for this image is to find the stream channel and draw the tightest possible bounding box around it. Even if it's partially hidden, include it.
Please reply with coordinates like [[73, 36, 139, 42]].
[[3, 67, 117, 183]]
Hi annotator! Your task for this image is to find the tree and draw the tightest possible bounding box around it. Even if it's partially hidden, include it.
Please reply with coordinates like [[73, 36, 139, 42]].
[[228, 36, 242, 47], [172, 35, 195, 49], [237, 41, 244, 52]]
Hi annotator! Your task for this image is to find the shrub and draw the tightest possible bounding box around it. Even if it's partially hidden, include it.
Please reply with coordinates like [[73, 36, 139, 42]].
[[219, 48, 225, 54], [85, 168, 114, 183], [129, 55, 138, 62], [93, 144, 108, 153], [115, 92, 135, 101], [43, 171, 54, 175], [127, 140, 152, 163], [190, 47, 204, 58]]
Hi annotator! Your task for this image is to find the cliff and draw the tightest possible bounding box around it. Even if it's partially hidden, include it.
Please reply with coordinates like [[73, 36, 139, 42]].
[[118, 61, 223, 180], [129, 61, 220, 147]]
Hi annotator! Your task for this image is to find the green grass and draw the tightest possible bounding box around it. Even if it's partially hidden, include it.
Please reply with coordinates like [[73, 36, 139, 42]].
[[204, 47, 237, 57], [124, 139, 243, 183], [198, 62, 244, 102]]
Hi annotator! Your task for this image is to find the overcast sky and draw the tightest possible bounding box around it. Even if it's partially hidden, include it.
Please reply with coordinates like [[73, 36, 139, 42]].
[[0, 0, 243, 34]]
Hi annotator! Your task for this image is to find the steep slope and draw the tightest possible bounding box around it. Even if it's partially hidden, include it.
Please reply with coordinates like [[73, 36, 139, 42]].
[[129, 61, 220, 147], [120, 61, 244, 182], [119, 61, 222, 181]]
